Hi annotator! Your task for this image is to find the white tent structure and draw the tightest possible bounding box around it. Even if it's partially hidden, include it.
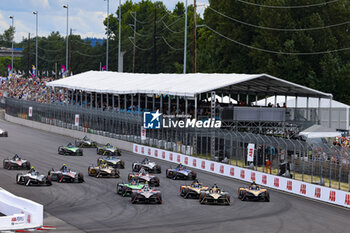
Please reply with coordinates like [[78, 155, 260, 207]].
[[254, 95, 349, 131], [299, 125, 342, 138], [47, 71, 332, 98]]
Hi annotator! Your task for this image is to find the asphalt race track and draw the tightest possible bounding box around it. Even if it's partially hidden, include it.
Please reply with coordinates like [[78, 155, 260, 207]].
[[0, 120, 349, 233]]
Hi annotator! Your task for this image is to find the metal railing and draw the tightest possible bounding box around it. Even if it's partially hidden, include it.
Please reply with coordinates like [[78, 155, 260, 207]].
[[4, 98, 350, 192]]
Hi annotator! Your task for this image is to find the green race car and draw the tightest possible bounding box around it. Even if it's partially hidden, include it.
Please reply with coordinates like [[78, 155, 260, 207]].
[[58, 143, 83, 156], [96, 143, 121, 156], [117, 180, 144, 196]]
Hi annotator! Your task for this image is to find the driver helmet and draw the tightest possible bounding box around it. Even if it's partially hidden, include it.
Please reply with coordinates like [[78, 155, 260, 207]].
[[14, 154, 20, 160]]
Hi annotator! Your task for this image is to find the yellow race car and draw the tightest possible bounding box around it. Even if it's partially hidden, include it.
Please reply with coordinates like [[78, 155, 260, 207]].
[[88, 163, 120, 178], [180, 180, 209, 199], [238, 183, 270, 202]]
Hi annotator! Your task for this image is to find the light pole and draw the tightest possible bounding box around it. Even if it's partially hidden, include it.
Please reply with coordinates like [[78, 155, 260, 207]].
[[9, 16, 14, 73], [63, 4, 69, 76], [105, 0, 109, 71], [118, 0, 121, 72], [183, 0, 187, 74], [33, 11, 38, 75]]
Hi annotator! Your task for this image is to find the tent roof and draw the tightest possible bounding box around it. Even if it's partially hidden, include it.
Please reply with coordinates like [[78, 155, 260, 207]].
[[46, 71, 333, 98], [299, 125, 341, 138]]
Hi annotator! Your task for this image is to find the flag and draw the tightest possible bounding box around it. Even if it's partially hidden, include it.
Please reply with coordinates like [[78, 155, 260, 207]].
[[61, 65, 67, 78], [7, 65, 12, 79], [32, 65, 36, 77]]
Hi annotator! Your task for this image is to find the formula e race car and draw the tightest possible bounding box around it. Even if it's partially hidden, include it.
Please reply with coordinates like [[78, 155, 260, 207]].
[[117, 179, 145, 196], [3, 154, 31, 170], [75, 136, 97, 148], [88, 163, 120, 178], [0, 128, 8, 137], [132, 158, 161, 173], [180, 180, 209, 199], [48, 166, 84, 183], [97, 156, 125, 169], [199, 185, 230, 205], [58, 143, 83, 156], [16, 170, 52, 186], [166, 164, 197, 180], [96, 143, 121, 156], [128, 169, 160, 187], [131, 183, 162, 204], [238, 182, 270, 202]]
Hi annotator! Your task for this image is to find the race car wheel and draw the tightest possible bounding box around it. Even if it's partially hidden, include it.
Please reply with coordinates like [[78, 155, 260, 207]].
[[46, 176, 52, 186], [3, 160, 8, 169], [25, 162, 31, 170], [118, 162, 125, 169], [157, 193, 162, 204], [97, 149, 103, 155], [132, 164, 140, 172], [58, 146, 64, 155], [88, 167, 94, 176], [131, 193, 137, 204], [78, 173, 84, 183], [182, 188, 189, 198], [16, 174, 21, 184], [265, 192, 270, 202]]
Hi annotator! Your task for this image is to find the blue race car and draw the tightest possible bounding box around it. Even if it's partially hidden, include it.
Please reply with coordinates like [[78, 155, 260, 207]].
[[166, 163, 197, 180]]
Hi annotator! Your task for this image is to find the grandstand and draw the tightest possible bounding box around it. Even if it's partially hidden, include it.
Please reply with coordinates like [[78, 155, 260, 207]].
[[46, 70, 334, 137]]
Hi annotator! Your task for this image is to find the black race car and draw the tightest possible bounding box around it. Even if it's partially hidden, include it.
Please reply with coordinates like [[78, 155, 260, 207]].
[[131, 183, 162, 204], [75, 136, 97, 148], [58, 143, 83, 156], [132, 158, 161, 173], [166, 164, 197, 180], [3, 154, 31, 170], [48, 165, 84, 183]]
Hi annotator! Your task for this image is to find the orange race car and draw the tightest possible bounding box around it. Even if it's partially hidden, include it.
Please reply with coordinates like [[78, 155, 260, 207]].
[[238, 181, 270, 202], [180, 180, 209, 199]]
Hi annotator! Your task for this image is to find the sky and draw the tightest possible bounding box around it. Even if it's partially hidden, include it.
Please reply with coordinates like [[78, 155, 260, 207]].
[[0, 0, 209, 43]]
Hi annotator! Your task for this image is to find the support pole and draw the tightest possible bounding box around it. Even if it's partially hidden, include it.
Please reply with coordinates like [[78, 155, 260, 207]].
[[132, 12, 137, 73], [183, 0, 188, 74]]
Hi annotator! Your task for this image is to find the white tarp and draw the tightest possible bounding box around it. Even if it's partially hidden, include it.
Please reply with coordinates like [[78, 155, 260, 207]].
[[46, 71, 332, 98], [299, 125, 341, 138]]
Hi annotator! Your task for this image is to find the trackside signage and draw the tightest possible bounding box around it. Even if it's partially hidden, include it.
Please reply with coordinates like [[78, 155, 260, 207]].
[[143, 110, 221, 129], [133, 144, 350, 209]]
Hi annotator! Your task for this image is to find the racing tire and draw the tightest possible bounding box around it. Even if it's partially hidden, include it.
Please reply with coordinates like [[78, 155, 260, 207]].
[[97, 149, 103, 155], [131, 193, 138, 204], [157, 193, 162, 204], [132, 164, 140, 172], [265, 192, 270, 202], [116, 184, 123, 194], [88, 167, 94, 176], [46, 176, 52, 186], [16, 174, 21, 184], [25, 162, 31, 170], [182, 188, 189, 198], [3, 160, 8, 169], [118, 162, 125, 169], [155, 177, 160, 187], [58, 146, 64, 155], [75, 141, 81, 147], [78, 173, 84, 183]]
